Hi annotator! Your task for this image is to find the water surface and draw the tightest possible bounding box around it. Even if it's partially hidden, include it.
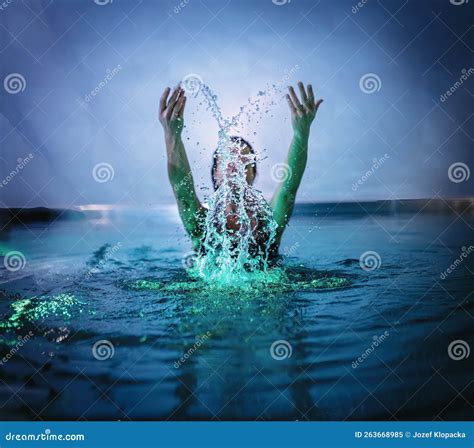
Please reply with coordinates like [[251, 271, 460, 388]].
[[0, 201, 472, 420]]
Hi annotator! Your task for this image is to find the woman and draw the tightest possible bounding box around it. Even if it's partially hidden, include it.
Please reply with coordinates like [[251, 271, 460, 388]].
[[158, 82, 323, 259]]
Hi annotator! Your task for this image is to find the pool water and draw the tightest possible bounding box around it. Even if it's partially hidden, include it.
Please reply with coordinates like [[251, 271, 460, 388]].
[[0, 202, 472, 420]]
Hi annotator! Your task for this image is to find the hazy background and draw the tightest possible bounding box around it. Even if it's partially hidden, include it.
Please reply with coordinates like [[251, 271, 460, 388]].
[[0, 0, 473, 208]]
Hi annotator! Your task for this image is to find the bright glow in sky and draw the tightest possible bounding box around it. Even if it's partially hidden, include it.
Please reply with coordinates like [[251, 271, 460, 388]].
[[0, 0, 472, 207]]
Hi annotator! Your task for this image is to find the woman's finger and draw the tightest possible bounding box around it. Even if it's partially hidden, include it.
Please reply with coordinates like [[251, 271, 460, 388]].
[[307, 84, 315, 105], [286, 94, 297, 114], [159, 87, 170, 113], [178, 96, 187, 118], [165, 86, 182, 118], [172, 95, 185, 119], [314, 98, 324, 112], [288, 86, 301, 109], [298, 81, 308, 106]]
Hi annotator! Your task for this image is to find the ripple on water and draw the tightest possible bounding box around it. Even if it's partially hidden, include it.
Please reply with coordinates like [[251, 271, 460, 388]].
[[120, 265, 351, 295]]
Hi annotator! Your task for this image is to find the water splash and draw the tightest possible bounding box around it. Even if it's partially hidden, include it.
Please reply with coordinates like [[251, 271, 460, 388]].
[[121, 266, 351, 295], [183, 82, 282, 286], [0, 293, 86, 330]]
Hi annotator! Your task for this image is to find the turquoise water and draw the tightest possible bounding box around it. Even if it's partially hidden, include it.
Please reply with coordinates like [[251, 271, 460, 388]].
[[0, 203, 472, 420]]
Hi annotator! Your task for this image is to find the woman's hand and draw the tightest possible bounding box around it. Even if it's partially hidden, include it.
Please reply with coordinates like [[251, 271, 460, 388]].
[[286, 82, 323, 138], [159, 86, 187, 139]]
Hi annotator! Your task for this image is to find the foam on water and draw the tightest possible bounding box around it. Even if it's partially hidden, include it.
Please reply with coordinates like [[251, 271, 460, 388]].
[[123, 269, 350, 295], [0, 293, 86, 331]]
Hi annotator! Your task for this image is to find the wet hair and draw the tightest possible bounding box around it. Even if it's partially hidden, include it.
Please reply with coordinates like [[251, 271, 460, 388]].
[[211, 136, 256, 190]]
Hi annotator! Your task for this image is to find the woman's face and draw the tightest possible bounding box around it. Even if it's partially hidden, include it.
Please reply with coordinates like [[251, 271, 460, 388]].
[[213, 144, 256, 189]]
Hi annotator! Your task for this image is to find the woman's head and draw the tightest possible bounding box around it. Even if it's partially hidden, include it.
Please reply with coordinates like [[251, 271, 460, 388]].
[[211, 136, 256, 190]]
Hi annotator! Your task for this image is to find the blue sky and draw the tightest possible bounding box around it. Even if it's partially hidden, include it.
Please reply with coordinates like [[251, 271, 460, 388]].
[[0, 0, 472, 207]]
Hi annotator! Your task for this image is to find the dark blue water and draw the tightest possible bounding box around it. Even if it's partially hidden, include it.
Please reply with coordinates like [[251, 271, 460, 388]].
[[0, 201, 472, 420]]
